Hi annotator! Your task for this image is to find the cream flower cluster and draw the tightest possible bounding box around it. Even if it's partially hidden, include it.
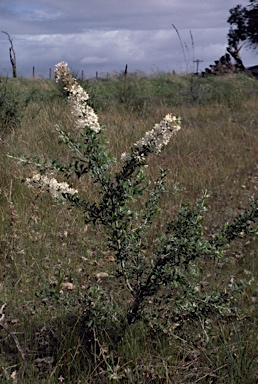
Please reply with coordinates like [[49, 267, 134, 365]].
[[25, 173, 78, 202], [54, 62, 101, 133], [121, 114, 181, 162]]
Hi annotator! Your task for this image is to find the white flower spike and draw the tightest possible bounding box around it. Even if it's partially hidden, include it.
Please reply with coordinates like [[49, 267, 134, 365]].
[[55, 62, 101, 133]]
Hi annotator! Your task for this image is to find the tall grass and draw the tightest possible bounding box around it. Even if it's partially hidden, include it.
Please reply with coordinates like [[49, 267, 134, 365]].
[[0, 72, 258, 383]]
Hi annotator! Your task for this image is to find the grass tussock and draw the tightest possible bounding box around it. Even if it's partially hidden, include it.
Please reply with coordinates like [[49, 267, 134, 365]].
[[0, 72, 258, 383]]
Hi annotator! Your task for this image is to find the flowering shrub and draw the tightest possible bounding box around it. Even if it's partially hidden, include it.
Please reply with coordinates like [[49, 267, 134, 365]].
[[13, 62, 258, 341]]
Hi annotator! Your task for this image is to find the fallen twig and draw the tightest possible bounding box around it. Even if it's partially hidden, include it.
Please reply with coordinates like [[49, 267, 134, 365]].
[[0, 303, 25, 361]]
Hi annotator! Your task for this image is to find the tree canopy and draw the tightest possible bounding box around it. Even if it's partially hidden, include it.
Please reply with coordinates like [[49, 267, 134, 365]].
[[227, 1, 258, 50]]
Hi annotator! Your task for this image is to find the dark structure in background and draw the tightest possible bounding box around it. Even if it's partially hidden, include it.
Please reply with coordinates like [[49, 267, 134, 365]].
[[247, 64, 258, 78], [202, 51, 258, 79]]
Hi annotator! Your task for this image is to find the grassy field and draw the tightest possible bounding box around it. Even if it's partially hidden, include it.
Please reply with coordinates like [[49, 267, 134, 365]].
[[0, 72, 258, 383]]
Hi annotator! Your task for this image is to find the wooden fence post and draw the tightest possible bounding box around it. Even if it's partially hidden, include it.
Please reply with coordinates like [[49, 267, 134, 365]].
[[124, 64, 128, 95]]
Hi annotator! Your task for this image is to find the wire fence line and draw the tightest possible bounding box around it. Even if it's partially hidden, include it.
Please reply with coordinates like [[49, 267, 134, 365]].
[[31, 67, 114, 81], [0, 65, 132, 81]]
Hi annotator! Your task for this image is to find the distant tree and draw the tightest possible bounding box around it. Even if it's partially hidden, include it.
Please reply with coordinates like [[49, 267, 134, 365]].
[[227, 1, 258, 51], [226, 1, 258, 70]]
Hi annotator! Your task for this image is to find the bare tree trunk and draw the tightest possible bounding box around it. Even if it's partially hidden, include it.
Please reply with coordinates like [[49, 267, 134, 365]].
[[2, 31, 17, 78], [226, 45, 245, 71]]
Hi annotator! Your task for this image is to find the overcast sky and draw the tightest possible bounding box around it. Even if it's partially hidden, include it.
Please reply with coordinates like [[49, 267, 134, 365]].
[[0, 0, 257, 78]]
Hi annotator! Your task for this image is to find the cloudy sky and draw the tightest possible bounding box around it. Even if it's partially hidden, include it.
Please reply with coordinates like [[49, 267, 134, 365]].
[[0, 0, 257, 78]]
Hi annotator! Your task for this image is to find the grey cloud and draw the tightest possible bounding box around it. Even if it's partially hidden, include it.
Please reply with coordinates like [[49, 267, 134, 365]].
[[0, 0, 247, 33]]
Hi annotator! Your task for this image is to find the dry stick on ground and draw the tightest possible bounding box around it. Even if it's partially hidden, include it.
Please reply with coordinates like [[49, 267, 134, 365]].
[[0, 303, 25, 361]]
